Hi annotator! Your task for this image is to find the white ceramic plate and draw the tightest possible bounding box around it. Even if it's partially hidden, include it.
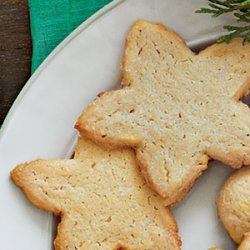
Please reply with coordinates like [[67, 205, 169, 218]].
[[0, 0, 239, 249]]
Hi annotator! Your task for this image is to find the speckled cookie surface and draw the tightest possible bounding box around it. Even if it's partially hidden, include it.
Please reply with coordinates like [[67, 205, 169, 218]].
[[11, 137, 181, 250], [217, 168, 250, 244], [76, 20, 250, 206]]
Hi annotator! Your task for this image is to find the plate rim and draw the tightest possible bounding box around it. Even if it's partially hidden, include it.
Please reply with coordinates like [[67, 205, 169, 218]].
[[0, 0, 232, 144], [0, 1, 238, 248], [0, 0, 125, 143]]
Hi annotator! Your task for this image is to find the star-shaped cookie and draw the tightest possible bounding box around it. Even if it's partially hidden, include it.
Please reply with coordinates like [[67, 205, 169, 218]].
[[11, 137, 181, 250], [76, 20, 250, 206]]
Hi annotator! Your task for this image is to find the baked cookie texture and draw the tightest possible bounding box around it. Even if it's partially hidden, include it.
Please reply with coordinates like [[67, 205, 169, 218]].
[[238, 232, 250, 250], [76, 20, 250, 206], [217, 167, 250, 244], [11, 137, 181, 250]]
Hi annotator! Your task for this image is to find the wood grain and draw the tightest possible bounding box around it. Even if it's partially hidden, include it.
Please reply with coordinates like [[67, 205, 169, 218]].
[[0, 0, 32, 126]]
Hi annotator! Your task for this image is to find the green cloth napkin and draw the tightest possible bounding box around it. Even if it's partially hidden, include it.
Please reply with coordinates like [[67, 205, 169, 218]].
[[28, 0, 112, 73]]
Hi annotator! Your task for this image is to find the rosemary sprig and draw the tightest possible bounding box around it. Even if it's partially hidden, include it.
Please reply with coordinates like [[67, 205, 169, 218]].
[[196, 0, 250, 44]]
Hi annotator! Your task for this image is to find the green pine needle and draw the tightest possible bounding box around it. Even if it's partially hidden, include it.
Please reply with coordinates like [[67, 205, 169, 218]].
[[196, 0, 250, 44]]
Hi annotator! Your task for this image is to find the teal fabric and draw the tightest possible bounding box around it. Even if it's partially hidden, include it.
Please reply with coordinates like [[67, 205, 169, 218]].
[[28, 0, 112, 73]]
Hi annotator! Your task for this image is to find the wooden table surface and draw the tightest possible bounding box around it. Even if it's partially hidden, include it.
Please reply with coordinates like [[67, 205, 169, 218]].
[[0, 0, 32, 126]]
